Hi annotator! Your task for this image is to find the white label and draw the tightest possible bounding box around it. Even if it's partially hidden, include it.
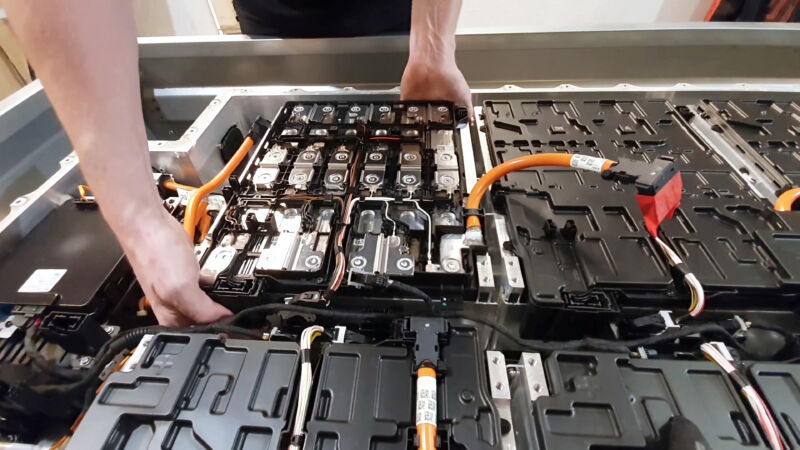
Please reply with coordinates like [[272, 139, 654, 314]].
[[569, 154, 607, 173], [0, 316, 17, 339], [415, 375, 437, 426], [18, 269, 67, 293]]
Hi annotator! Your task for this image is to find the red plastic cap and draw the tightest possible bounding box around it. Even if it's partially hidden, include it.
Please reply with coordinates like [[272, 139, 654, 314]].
[[636, 174, 683, 237]]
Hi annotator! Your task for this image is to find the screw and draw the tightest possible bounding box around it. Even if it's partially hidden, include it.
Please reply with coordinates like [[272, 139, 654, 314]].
[[443, 259, 460, 272], [402, 175, 417, 185], [305, 255, 321, 269], [365, 174, 380, 184], [293, 106, 304, 112], [301, 152, 315, 160], [322, 106, 333, 113], [369, 153, 382, 161], [437, 106, 448, 112], [403, 153, 417, 161], [350, 106, 361, 113], [408, 106, 419, 113], [335, 152, 348, 161], [440, 175, 455, 185], [103, 325, 115, 334], [293, 173, 307, 182], [79, 356, 92, 367], [328, 174, 343, 183], [396, 258, 413, 270], [351, 256, 366, 268], [440, 153, 453, 161], [379, 106, 390, 113]]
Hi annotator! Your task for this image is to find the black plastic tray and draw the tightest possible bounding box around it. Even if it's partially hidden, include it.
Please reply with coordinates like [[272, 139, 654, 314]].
[[66, 333, 300, 450], [512, 351, 775, 449], [482, 94, 800, 324], [304, 327, 501, 449]]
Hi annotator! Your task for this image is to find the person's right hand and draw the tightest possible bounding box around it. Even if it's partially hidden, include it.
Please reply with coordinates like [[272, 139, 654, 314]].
[[120, 209, 232, 327]]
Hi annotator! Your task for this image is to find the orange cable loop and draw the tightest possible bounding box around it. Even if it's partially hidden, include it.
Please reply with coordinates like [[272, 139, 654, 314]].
[[775, 187, 800, 212], [183, 136, 254, 240], [465, 154, 615, 229]]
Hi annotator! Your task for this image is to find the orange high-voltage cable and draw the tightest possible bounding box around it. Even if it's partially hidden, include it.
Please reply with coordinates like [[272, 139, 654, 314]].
[[416, 366, 438, 450], [163, 179, 197, 191], [465, 154, 616, 230], [183, 136, 254, 241]]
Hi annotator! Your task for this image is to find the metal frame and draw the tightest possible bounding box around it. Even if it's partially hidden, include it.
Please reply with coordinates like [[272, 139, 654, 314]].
[[3, 24, 800, 258]]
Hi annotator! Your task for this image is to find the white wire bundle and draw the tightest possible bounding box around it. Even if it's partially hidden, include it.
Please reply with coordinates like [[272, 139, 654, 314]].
[[700, 343, 784, 450], [289, 325, 324, 450], [654, 237, 705, 317]]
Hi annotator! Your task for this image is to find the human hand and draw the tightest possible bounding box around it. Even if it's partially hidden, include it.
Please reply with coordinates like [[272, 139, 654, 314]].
[[401, 58, 473, 114], [121, 210, 232, 327]]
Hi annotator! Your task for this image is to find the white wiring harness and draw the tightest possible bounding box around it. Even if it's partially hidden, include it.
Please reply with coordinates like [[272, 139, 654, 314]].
[[654, 236, 705, 317], [289, 325, 325, 450], [700, 343, 784, 450]]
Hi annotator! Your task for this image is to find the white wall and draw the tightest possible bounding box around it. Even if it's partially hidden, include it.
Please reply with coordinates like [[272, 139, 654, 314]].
[[132, 0, 715, 37], [456, 0, 713, 34]]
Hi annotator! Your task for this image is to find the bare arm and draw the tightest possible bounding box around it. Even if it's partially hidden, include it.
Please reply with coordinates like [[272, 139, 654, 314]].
[[3, 0, 230, 326], [401, 0, 471, 112]]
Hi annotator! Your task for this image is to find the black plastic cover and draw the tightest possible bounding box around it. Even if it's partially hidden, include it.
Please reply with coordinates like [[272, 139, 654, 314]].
[[0, 201, 129, 309], [304, 327, 502, 449], [66, 333, 299, 450], [511, 351, 773, 449], [482, 95, 800, 322], [748, 362, 800, 449]]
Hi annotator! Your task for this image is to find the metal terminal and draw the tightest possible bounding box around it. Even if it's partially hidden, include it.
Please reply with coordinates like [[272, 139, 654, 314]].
[[348, 233, 415, 277], [438, 234, 466, 274], [476, 254, 495, 303], [519, 353, 549, 403], [486, 351, 517, 450], [431, 129, 460, 194], [361, 147, 388, 193], [255, 207, 333, 273], [199, 246, 237, 286], [287, 144, 322, 191], [325, 146, 352, 191], [485, 214, 524, 304]]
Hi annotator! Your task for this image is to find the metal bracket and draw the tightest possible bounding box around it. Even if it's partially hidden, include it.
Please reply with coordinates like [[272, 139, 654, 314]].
[[685, 103, 790, 202], [486, 351, 517, 450], [519, 353, 550, 402]]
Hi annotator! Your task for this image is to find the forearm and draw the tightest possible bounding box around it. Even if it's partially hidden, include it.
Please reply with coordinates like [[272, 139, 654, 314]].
[[4, 0, 163, 235], [408, 0, 462, 65]]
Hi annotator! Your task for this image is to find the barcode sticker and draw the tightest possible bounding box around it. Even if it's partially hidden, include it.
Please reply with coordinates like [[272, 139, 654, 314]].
[[570, 154, 607, 173], [18, 269, 67, 293], [415, 375, 437, 426]]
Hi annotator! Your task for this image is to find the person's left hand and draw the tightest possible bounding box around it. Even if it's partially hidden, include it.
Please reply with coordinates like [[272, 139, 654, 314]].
[[400, 57, 472, 115]]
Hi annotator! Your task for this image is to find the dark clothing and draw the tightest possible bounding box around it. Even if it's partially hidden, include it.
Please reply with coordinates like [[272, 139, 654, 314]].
[[232, 0, 412, 38]]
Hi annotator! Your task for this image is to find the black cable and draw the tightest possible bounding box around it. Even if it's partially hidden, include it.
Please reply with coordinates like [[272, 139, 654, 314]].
[[388, 280, 433, 311], [23, 327, 83, 380], [440, 310, 753, 357], [25, 324, 261, 395]]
